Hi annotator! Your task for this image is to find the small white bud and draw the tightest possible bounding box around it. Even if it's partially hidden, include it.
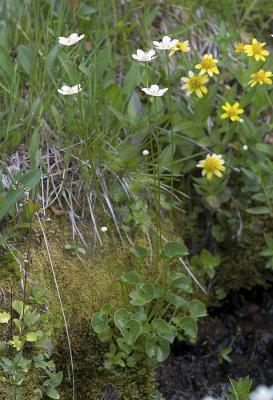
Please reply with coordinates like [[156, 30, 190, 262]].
[[242, 145, 248, 151], [101, 226, 108, 233], [142, 150, 149, 156]]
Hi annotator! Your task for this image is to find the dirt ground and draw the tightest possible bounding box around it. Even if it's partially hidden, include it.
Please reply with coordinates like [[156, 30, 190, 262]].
[[157, 287, 273, 400]]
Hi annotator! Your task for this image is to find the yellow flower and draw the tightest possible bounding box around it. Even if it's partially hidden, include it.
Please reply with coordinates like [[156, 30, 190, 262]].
[[244, 38, 269, 61], [248, 69, 273, 87], [195, 54, 219, 77], [234, 42, 246, 54], [170, 40, 190, 55], [181, 71, 209, 98], [197, 154, 225, 181], [221, 102, 244, 122]]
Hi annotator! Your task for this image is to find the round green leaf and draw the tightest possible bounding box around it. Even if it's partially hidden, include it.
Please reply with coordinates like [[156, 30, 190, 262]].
[[173, 316, 198, 338], [145, 337, 170, 362], [188, 299, 207, 318], [129, 283, 155, 306], [163, 242, 189, 259], [91, 312, 108, 334], [168, 271, 192, 292], [151, 319, 172, 335], [119, 319, 141, 345], [114, 308, 130, 327], [166, 292, 188, 309], [121, 271, 141, 286], [130, 246, 148, 258]]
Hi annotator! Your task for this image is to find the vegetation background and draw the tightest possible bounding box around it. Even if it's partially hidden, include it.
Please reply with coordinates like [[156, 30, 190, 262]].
[[1, 0, 273, 399]]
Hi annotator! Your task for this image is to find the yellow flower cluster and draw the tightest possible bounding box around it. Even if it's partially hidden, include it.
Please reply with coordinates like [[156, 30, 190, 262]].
[[151, 36, 272, 181], [234, 39, 272, 87], [180, 54, 219, 98], [234, 38, 269, 61]]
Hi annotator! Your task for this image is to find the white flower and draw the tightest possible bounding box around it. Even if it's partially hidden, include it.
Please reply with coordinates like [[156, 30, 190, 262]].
[[250, 386, 273, 400], [58, 33, 85, 46], [142, 150, 149, 156], [242, 144, 248, 150], [101, 226, 108, 233], [141, 84, 168, 97], [202, 397, 217, 400], [132, 49, 157, 62], [153, 35, 179, 50], [57, 84, 82, 96]]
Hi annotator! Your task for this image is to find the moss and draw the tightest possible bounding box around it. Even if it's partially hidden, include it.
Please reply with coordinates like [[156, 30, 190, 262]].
[[55, 318, 157, 400], [25, 216, 158, 399]]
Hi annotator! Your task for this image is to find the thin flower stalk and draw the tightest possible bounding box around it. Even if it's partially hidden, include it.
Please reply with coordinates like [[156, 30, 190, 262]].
[[165, 51, 174, 227]]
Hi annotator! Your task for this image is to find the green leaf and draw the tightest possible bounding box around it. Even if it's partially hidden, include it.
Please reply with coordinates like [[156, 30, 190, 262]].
[[11, 335, 25, 351], [227, 377, 252, 400], [246, 206, 271, 215], [0, 311, 11, 324], [166, 292, 188, 309], [151, 319, 172, 335], [145, 337, 170, 362], [130, 246, 148, 258], [219, 346, 232, 363], [163, 242, 189, 259], [119, 319, 141, 345], [173, 316, 198, 338], [114, 308, 130, 328], [188, 299, 207, 318], [117, 338, 132, 354], [45, 45, 59, 81], [91, 312, 108, 334], [24, 311, 40, 327], [17, 45, 36, 76], [26, 332, 39, 342], [168, 271, 192, 292], [200, 249, 220, 269], [121, 271, 141, 286], [45, 387, 60, 399], [47, 371, 63, 388], [12, 300, 25, 316], [129, 283, 155, 306], [78, 5, 97, 15], [127, 91, 142, 125]]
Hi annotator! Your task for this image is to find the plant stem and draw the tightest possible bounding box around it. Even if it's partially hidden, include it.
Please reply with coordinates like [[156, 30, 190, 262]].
[[154, 98, 162, 257], [165, 51, 174, 228]]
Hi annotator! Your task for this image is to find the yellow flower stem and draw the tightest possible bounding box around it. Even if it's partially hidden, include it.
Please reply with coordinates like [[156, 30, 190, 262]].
[[222, 122, 234, 146], [264, 86, 273, 110], [165, 51, 174, 228]]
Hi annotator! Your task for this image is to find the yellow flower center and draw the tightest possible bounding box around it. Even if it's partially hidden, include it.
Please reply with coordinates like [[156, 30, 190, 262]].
[[252, 42, 263, 55], [254, 71, 267, 81], [235, 43, 245, 53], [226, 106, 238, 117], [201, 58, 215, 69], [203, 157, 221, 172], [189, 76, 204, 90]]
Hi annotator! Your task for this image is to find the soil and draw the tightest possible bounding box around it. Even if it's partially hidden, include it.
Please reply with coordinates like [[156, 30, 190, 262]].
[[157, 287, 273, 400]]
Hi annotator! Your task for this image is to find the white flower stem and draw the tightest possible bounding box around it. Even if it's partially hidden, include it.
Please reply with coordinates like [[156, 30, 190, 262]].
[[154, 98, 162, 256], [165, 51, 174, 228]]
